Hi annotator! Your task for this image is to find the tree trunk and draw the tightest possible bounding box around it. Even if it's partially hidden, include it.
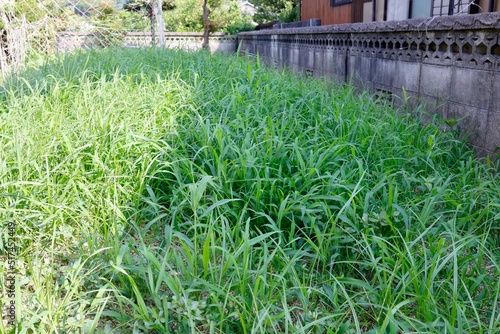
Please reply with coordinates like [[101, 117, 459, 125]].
[[202, 0, 210, 50], [151, 0, 156, 47], [157, 0, 165, 47], [0, 43, 5, 82]]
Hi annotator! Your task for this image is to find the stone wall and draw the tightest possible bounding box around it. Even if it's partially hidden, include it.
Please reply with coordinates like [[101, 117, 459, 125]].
[[56, 31, 237, 54], [238, 13, 500, 158]]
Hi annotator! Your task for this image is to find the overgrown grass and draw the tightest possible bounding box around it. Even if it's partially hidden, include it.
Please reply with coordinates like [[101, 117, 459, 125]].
[[1, 47, 499, 333]]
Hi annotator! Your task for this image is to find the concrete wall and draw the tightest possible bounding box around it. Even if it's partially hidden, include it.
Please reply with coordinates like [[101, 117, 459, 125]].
[[56, 31, 237, 54], [238, 13, 500, 158]]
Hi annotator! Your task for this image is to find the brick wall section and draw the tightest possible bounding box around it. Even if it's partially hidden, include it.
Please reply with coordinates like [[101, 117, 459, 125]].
[[238, 13, 500, 158]]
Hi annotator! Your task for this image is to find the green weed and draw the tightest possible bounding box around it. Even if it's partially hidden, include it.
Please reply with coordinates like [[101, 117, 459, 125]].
[[0, 47, 498, 333]]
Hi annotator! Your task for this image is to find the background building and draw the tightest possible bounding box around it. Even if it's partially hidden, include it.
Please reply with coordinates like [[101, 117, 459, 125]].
[[301, 0, 500, 25]]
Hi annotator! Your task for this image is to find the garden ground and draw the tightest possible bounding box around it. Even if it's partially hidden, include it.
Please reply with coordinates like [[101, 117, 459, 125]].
[[0, 48, 499, 333]]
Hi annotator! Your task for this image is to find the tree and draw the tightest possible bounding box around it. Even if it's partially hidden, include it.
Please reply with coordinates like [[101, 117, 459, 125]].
[[250, 0, 299, 24], [0, 0, 63, 29], [1, 0, 62, 65], [195, 0, 225, 49], [124, 0, 175, 45], [124, 0, 176, 13], [127, 0, 253, 39], [202, 0, 210, 48]]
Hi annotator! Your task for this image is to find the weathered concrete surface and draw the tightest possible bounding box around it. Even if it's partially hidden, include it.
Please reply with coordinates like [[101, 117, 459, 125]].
[[56, 32, 237, 54], [239, 13, 500, 158]]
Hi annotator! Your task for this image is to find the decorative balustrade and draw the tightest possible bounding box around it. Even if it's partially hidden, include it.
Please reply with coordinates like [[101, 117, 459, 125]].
[[56, 31, 237, 53]]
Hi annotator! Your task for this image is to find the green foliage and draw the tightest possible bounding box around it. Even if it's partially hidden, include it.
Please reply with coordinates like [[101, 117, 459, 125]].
[[13, 0, 62, 22], [0, 48, 499, 333], [164, 0, 204, 31], [0, 1, 60, 65], [115, 10, 151, 31], [124, 0, 176, 14], [93, 17, 125, 46], [278, 0, 299, 23], [223, 13, 254, 34], [213, 0, 255, 34], [0, 0, 250, 34], [251, 0, 299, 23], [0, 0, 63, 29], [163, 0, 253, 33]]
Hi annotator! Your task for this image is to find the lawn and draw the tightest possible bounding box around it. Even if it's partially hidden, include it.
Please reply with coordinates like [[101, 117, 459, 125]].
[[0, 47, 499, 333]]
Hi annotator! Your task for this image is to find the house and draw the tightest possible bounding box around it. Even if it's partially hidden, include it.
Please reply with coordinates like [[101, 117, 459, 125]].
[[239, 1, 257, 16], [301, 0, 500, 25]]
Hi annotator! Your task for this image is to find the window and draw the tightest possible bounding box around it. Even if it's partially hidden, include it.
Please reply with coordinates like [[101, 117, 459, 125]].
[[330, 0, 353, 7], [410, 0, 432, 18], [386, 0, 410, 20]]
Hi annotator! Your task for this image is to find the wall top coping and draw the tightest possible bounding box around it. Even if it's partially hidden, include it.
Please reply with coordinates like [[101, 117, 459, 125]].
[[58, 31, 233, 37], [239, 12, 500, 36]]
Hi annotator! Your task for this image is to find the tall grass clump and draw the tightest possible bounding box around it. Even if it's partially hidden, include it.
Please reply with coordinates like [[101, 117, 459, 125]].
[[0, 47, 499, 333]]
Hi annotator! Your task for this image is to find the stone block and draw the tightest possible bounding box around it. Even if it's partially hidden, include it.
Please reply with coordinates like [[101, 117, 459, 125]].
[[314, 50, 324, 76], [297, 47, 307, 69], [420, 64, 452, 98], [289, 48, 300, 69], [392, 89, 420, 112], [347, 55, 360, 81], [484, 111, 500, 154], [280, 47, 288, 66], [333, 53, 347, 77], [307, 49, 315, 69], [418, 94, 450, 121], [361, 55, 373, 75], [372, 58, 397, 87], [490, 71, 500, 114], [320, 52, 332, 77], [447, 103, 489, 148], [271, 42, 278, 60], [450, 67, 492, 110], [348, 55, 373, 91], [394, 61, 421, 93], [322, 51, 346, 79], [323, 51, 335, 75]]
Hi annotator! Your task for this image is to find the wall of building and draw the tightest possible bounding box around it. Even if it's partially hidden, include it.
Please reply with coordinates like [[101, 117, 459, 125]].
[[301, 0, 369, 25], [301, 0, 352, 25], [238, 13, 500, 158], [362, 0, 386, 22], [309, 0, 500, 25], [386, 0, 410, 20]]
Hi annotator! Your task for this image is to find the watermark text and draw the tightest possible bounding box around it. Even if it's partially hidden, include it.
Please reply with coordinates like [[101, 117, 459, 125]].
[[4, 221, 17, 326]]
